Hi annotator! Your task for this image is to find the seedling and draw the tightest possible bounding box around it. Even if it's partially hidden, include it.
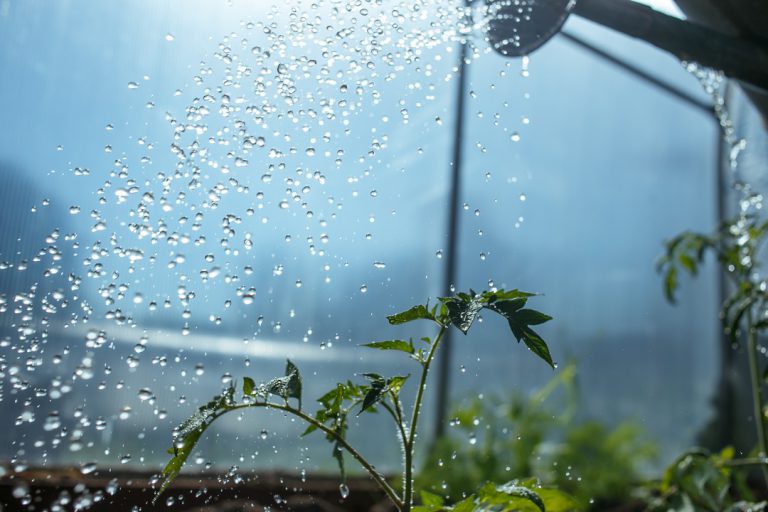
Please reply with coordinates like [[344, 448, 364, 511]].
[[659, 213, 768, 487], [153, 289, 570, 511]]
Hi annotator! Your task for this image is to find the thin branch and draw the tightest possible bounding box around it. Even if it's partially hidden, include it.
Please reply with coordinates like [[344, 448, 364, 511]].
[[228, 401, 404, 509], [382, 398, 407, 448]]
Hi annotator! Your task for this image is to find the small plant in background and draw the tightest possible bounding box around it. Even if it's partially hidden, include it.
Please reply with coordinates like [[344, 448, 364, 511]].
[[644, 448, 766, 511], [153, 289, 580, 512], [656, 211, 768, 507], [417, 363, 657, 510]]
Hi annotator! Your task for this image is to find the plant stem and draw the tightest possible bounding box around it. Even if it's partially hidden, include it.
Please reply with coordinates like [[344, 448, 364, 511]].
[[746, 309, 768, 488], [230, 401, 404, 510], [721, 457, 768, 468], [383, 400, 408, 452], [404, 323, 448, 511]]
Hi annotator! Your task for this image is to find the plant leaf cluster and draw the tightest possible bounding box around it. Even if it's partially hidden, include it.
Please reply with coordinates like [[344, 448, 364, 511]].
[[657, 215, 768, 345], [645, 449, 767, 512], [413, 479, 579, 512], [153, 289, 557, 511], [417, 363, 656, 510]]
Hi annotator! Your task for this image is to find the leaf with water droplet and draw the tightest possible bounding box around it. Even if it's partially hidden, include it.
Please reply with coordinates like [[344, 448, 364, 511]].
[[361, 339, 414, 354], [358, 373, 409, 415], [440, 293, 484, 334], [474, 480, 546, 512], [387, 304, 435, 325], [285, 359, 302, 410], [154, 384, 235, 503], [242, 377, 255, 396]]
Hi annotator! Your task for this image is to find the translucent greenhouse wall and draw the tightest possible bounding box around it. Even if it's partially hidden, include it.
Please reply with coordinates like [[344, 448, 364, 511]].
[[0, 0, 718, 478]]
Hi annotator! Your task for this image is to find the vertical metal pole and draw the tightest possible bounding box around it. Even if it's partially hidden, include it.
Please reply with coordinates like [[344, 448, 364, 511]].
[[434, 5, 470, 439]]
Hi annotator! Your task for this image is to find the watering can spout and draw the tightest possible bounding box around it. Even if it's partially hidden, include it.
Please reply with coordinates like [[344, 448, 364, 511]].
[[485, 0, 768, 95]]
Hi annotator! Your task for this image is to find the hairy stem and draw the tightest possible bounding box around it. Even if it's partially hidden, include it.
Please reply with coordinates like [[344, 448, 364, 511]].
[[404, 323, 448, 510], [382, 399, 408, 452], [229, 401, 404, 509], [746, 309, 768, 488]]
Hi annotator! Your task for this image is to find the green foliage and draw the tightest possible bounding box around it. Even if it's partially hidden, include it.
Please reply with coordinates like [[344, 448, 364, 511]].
[[417, 363, 655, 510], [154, 289, 557, 512], [549, 422, 656, 507], [657, 211, 768, 506], [413, 480, 578, 512], [657, 214, 768, 345], [644, 448, 767, 512]]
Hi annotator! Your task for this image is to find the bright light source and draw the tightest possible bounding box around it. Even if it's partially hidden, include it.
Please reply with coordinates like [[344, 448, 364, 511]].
[[632, 0, 686, 18]]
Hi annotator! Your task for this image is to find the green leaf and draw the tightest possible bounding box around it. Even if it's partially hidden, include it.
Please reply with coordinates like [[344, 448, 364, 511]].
[[332, 436, 346, 484], [483, 289, 536, 302], [664, 265, 678, 303], [362, 339, 415, 354], [387, 375, 409, 396], [489, 298, 555, 369], [387, 304, 435, 325], [421, 490, 445, 507], [450, 497, 476, 512], [242, 377, 255, 396], [441, 294, 484, 334], [153, 385, 235, 503], [678, 253, 698, 275], [358, 374, 410, 414], [488, 298, 528, 317], [514, 309, 553, 326], [495, 482, 546, 512], [520, 327, 555, 369], [359, 374, 386, 414], [154, 426, 204, 503], [475, 481, 546, 512], [285, 359, 302, 409]]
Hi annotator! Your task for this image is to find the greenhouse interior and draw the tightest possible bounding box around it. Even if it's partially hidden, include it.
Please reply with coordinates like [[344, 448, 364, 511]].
[[1, 0, 767, 510]]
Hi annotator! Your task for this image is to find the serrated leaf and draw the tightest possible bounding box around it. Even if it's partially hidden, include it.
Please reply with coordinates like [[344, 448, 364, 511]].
[[483, 289, 536, 302], [387, 304, 435, 325], [359, 376, 386, 415], [495, 482, 546, 512], [451, 497, 476, 512], [521, 327, 555, 369], [362, 339, 415, 354], [154, 386, 234, 503], [514, 309, 553, 326], [442, 295, 483, 334], [387, 374, 409, 396], [154, 426, 204, 503], [488, 298, 527, 317], [332, 438, 346, 484], [475, 481, 546, 512], [420, 490, 445, 507], [242, 377, 255, 396], [285, 359, 302, 409], [664, 265, 678, 303], [678, 253, 698, 274]]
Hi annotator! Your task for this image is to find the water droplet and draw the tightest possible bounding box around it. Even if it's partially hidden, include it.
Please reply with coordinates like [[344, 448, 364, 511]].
[[260, 429, 268, 440], [81, 462, 98, 475], [138, 388, 153, 401], [373, 261, 386, 269], [360, 284, 368, 293], [339, 483, 350, 499], [127, 81, 139, 89], [164, 33, 175, 42]]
